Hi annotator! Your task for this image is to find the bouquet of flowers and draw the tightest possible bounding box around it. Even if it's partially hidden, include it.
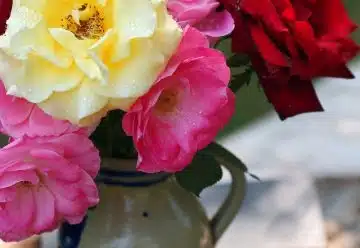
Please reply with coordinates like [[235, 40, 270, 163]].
[[0, 0, 357, 242]]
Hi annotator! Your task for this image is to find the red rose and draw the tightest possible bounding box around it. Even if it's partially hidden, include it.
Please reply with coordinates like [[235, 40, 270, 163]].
[[220, 0, 359, 119], [0, 0, 12, 35]]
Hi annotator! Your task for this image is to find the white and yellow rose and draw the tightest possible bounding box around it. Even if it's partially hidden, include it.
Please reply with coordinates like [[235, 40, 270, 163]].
[[0, 0, 182, 125]]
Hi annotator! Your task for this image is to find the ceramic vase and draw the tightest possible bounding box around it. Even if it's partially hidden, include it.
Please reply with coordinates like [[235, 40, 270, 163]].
[[59, 156, 246, 248]]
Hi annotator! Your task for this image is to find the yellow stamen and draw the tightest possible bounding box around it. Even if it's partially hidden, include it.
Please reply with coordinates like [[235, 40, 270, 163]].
[[62, 3, 105, 40], [155, 89, 180, 114]]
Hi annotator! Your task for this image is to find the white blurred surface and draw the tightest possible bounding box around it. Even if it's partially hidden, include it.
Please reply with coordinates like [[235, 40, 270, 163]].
[[219, 62, 360, 180], [201, 167, 325, 248]]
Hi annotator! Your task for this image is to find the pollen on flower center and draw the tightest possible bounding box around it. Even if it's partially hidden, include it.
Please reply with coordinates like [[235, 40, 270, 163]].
[[61, 3, 105, 40], [17, 180, 35, 190], [21, 181, 33, 187], [155, 89, 180, 114]]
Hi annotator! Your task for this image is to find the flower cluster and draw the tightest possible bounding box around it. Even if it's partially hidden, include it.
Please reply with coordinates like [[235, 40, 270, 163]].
[[219, 0, 359, 118], [0, 84, 100, 241], [0, 0, 357, 242]]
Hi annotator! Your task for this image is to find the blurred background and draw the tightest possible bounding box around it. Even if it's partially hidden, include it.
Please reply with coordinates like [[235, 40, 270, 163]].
[[206, 1, 360, 247]]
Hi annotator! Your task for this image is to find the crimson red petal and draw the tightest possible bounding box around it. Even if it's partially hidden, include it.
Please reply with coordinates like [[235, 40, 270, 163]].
[[310, 0, 357, 38], [311, 38, 359, 78], [261, 76, 323, 120], [0, 0, 12, 35], [249, 22, 289, 66]]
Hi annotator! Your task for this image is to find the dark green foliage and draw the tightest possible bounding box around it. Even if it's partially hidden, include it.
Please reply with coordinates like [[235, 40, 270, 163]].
[[176, 153, 223, 196]]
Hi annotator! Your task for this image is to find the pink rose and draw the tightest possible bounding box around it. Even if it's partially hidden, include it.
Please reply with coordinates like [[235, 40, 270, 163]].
[[123, 27, 235, 173], [167, 0, 234, 38], [0, 133, 100, 242], [0, 82, 90, 138]]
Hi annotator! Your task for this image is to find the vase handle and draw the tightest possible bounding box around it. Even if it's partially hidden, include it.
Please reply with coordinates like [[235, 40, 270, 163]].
[[205, 142, 247, 244]]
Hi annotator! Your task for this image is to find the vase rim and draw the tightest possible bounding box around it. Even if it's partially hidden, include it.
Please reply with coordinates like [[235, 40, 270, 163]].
[[97, 157, 170, 187]]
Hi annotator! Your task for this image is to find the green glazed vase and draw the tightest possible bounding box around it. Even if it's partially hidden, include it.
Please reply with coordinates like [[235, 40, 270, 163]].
[[59, 156, 246, 248]]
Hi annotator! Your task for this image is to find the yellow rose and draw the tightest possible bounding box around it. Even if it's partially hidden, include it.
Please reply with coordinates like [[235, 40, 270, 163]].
[[0, 0, 182, 125]]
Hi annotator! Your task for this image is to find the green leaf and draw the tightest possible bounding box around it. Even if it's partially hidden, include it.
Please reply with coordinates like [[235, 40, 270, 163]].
[[176, 153, 223, 196], [229, 68, 253, 93], [90, 115, 112, 158], [227, 54, 250, 67], [214, 36, 231, 51], [108, 110, 137, 159], [202, 143, 248, 173], [90, 110, 137, 159]]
